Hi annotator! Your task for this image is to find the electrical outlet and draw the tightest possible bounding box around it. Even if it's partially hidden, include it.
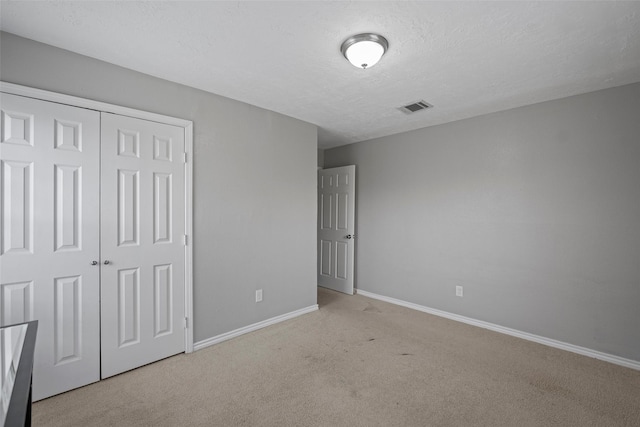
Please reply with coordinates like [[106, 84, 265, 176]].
[[456, 286, 463, 297], [256, 289, 263, 303]]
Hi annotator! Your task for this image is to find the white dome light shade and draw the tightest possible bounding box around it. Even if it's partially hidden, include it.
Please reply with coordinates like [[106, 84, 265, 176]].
[[341, 33, 389, 69], [345, 41, 384, 69]]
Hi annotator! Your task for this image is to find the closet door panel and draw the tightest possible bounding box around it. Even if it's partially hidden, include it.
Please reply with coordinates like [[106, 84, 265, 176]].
[[0, 92, 100, 400], [100, 112, 185, 378]]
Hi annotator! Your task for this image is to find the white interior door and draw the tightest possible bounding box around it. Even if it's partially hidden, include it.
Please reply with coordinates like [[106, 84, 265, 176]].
[[100, 112, 185, 378], [0, 93, 101, 400], [318, 165, 356, 295]]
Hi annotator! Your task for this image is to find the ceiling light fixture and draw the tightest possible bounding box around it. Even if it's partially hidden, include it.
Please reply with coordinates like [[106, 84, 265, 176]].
[[340, 33, 389, 69]]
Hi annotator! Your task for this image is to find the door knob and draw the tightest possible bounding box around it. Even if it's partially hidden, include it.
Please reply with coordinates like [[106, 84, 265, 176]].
[[91, 261, 98, 266], [345, 234, 354, 239], [104, 260, 111, 265]]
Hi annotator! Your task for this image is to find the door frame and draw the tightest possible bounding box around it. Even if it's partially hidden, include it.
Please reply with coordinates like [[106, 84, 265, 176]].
[[1, 81, 195, 353]]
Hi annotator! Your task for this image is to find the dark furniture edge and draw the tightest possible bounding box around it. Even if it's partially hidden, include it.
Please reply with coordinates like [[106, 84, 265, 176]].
[[5, 320, 38, 427]]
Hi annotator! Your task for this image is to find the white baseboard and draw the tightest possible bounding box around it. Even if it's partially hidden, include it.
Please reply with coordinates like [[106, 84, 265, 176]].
[[193, 305, 319, 351], [356, 289, 640, 371]]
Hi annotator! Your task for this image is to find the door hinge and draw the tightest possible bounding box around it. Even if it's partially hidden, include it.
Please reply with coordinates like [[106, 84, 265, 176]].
[[183, 234, 188, 245], [184, 317, 189, 329], [183, 152, 188, 163]]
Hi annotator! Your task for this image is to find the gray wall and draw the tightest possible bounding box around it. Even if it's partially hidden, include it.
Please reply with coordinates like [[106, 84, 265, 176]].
[[317, 149, 325, 169], [325, 83, 640, 362], [0, 32, 318, 342]]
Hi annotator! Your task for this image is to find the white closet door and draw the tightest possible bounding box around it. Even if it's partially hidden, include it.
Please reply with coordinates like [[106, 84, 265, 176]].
[[0, 93, 101, 400], [100, 113, 185, 378]]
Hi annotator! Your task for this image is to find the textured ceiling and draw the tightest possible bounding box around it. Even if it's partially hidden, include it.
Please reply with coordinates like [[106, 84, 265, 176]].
[[1, 1, 640, 149]]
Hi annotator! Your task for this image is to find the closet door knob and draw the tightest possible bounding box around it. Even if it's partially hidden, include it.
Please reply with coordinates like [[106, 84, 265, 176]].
[[91, 261, 98, 266], [104, 260, 111, 265]]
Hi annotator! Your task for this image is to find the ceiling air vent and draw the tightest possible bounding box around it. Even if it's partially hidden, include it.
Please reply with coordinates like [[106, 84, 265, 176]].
[[399, 100, 433, 114]]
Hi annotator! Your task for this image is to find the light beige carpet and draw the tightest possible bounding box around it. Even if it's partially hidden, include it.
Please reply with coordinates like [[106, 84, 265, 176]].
[[34, 288, 640, 426]]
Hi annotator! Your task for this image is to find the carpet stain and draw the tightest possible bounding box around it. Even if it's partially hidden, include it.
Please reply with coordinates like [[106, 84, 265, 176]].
[[529, 376, 573, 398], [363, 303, 382, 313], [400, 353, 413, 356]]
